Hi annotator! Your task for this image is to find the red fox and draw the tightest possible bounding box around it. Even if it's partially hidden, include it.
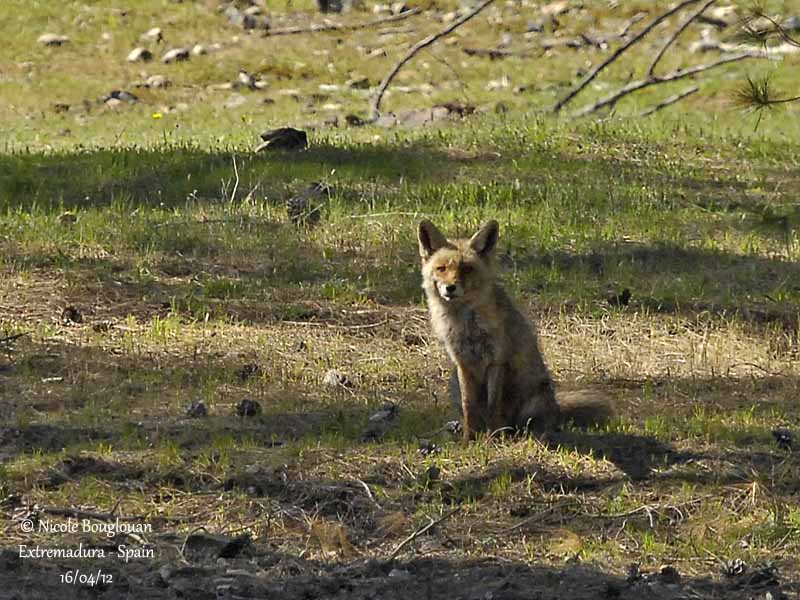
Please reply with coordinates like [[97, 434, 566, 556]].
[[418, 219, 611, 440]]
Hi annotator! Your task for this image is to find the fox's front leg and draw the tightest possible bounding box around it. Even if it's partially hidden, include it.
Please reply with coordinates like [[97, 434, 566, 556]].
[[456, 363, 481, 440], [486, 364, 506, 432]]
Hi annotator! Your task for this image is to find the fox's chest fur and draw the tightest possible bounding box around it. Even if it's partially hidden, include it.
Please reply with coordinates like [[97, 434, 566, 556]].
[[429, 299, 504, 371]]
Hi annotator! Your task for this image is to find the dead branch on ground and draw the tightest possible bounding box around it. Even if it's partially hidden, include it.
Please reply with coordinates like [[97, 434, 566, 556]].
[[573, 53, 760, 117], [371, 0, 496, 119], [553, 0, 704, 112]]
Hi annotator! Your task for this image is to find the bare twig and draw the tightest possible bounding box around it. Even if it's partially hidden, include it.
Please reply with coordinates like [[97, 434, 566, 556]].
[[266, 8, 422, 36], [371, 0, 496, 119], [354, 478, 382, 510], [573, 53, 760, 117], [0, 332, 30, 345], [388, 507, 460, 559], [618, 12, 647, 38], [40, 501, 132, 523], [462, 47, 537, 59], [648, 0, 716, 78], [553, 0, 702, 112], [639, 85, 699, 116]]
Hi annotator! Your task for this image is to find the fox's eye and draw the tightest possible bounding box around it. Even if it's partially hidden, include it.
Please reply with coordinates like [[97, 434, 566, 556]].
[[462, 265, 474, 274], [436, 266, 447, 272]]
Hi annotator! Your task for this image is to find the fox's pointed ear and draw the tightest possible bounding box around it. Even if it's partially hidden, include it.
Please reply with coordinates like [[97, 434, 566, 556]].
[[418, 220, 448, 259], [469, 220, 499, 256]]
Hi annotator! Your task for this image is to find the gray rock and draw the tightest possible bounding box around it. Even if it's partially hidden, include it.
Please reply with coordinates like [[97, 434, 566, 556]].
[[38, 33, 70, 46], [323, 368, 352, 388], [185, 400, 208, 418], [256, 127, 308, 151], [127, 47, 153, 62], [287, 183, 330, 226], [223, 93, 247, 109], [161, 47, 189, 63], [140, 27, 163, 43], [105, 90, 138, 104], [346, 76, 370, 90], [783, 16, 800, 31], [191, 43, 207, 56], [235, 399, 261, 417]]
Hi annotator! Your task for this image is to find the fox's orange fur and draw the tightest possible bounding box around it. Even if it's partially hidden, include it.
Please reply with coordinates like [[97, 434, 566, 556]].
[[418, 219, 610, 440]]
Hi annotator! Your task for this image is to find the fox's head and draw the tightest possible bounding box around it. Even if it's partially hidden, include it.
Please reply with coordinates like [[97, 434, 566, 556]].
[[418, 219, 499, 304]]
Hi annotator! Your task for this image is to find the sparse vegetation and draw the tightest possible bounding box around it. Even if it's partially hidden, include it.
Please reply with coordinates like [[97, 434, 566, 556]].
[[1, 0, 799, 598]]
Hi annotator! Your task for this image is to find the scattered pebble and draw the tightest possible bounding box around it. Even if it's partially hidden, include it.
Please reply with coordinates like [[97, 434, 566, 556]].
[[161, 47, 189, 63], [185, 400, 208, 418], [140, 27, 163, 43], [191, 43, 207, 56], [323, 368, 352, 389], [38, 33, 70, 46], [256, 127, 308, 152], [127, 47, 153, 62], [235, 399, 262, 417], [61, 306, 83, 325], [772, 428, 793, 450], [223, 93, 247, 109], [368, 402, 397, 423]]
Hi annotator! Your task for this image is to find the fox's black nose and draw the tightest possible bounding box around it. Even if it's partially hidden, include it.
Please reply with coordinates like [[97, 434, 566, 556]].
[[445, 285, 457, 294]]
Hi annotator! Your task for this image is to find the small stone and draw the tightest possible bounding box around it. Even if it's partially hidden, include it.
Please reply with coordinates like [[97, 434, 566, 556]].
[[418, 439, 439, 455], [145, 75, 170, 89], [235, 399, 261, 417], [185, 400, 208, 418], [286, 182, 330, 226], [161, 47, 189, 63], [444, 420, 461, 435], [723, 558, 747, 578], [141, 27, 163, 43], [390, 2, 407, 15], [58, 211, 77, 224], [61, 306, 83, 325], [527, 20, 545, 33], [38, 33, 70, 46], [223, 93, 247, 109], [236, 70, 257, 89], [127, 47, 153, 62], [105, 90, 138, 104], [369, 402, 396, 422], [323, 368, 352, 389], [388, 568, 411, 578], [659, 565, 681, 585], [92, 320, 113, 332], [772, 428, 793, 450], [236, 364, 261, 382], [345, 114, 366, 127], [256, 127, 307, 151], [191, 44, 207, 56], [346, 76, 370, 90]]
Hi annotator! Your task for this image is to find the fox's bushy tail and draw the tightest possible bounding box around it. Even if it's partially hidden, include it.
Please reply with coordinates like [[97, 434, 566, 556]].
[[557, 389, 615, 427]]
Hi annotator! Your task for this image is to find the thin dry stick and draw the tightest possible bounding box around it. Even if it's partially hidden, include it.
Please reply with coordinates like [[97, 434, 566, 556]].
[[573, 53, 760, 117], [640, 85, 699, 116], [0, 332, 30, 344], [648, 0, 716, 77], [40, 501, 131, 523], [388, 507, 460, 560], [552, 0, 702, 112], [618, 12, 647, 38], [371, 0, 496, 119], [266, 7, 422, 36]]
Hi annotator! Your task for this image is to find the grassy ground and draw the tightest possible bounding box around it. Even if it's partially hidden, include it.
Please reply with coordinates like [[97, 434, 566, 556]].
[[1, 1, 800, 598]]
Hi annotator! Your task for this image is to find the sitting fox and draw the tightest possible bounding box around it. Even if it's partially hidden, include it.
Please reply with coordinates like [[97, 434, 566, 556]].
[[418, 219, 610, 440]]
